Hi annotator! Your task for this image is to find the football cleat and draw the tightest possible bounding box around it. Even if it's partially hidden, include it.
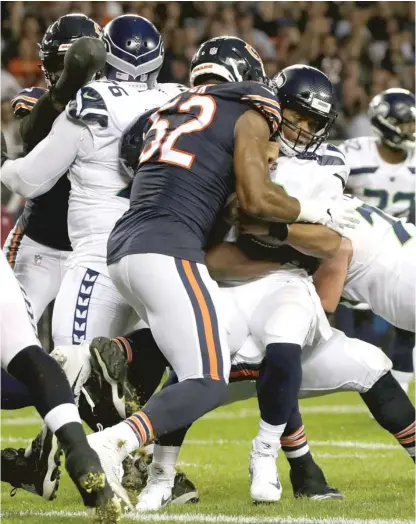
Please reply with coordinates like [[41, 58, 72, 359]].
[[249, 440, 282, 503], [1, 425, 62, 500], [89, 336, 140, 418], [64, 444, 122, 522], [135, 463, 176, 511], [87, 427, 133, 509], [290, 461, 345, 500]]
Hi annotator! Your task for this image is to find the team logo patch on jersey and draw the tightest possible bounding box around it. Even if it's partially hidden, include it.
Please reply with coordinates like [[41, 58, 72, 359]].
[[34, 254, 42, 266]]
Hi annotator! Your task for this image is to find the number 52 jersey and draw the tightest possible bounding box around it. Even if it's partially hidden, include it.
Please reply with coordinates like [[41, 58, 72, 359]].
[[108, 81, 281, 265]]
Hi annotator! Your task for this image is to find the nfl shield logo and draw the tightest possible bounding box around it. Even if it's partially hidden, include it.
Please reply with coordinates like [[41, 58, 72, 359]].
[[209, 47, 218, 55]]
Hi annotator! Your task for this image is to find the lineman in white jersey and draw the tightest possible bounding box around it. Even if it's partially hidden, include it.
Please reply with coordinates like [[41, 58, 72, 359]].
[[313, 195, 415, 332], [339, 88, 415, 392], [1, 15, 186, 346]]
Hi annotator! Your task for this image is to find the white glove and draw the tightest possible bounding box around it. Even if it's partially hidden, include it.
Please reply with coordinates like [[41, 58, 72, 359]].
[[296, 198, 359, 232]]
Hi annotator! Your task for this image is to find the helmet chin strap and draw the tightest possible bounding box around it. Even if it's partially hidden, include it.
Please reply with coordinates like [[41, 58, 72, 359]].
[[278, 131, 307, 158]]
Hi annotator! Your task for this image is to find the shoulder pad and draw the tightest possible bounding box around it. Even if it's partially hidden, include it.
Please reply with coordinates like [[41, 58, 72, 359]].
[[66, 85, 108, 128], [316, 143, 349, 188], [11, 87, 48, 118], [239, 81, 281, 136]]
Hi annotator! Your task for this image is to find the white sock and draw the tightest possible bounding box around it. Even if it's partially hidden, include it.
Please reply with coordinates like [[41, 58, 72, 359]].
[[44, 403, 81, 433], [391, 370, 413, 395], [100, 421, 142, 458], [253, 419, 286, 456], [153, 444, 181, 470], [145, 443, 154, 456]]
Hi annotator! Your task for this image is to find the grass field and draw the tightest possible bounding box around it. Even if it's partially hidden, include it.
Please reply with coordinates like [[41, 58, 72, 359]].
[[1, 389, 415, 524]]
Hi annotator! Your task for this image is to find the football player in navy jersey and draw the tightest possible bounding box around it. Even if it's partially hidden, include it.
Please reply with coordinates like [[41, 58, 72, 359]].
[[86, 37, 358, 498]]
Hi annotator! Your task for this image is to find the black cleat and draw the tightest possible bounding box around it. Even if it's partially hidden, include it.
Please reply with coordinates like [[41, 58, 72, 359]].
[[171, 472, 199, 505], [89, 337, 141, 418], [1, 425, 62, 500], [65, 446, 122, 522], [290, 461, 345, 500]]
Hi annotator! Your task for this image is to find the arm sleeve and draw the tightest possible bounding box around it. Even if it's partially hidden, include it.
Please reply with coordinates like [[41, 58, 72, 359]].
[[1, 113, 83, 198], [18, 92, 61, 152]]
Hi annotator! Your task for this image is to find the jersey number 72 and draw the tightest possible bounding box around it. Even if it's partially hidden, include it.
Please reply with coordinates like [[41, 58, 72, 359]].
[[140, 94, 217, 169]]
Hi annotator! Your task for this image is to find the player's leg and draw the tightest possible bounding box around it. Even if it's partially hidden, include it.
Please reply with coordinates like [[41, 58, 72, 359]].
[[0, 253, 122, 515], [390, 327, 415, 395], [300, 328, 415, 461], [247, 280, 315, 503], [281, 404, 343, 500], [3, 228, 66, 324], [87, 254, 230, 498], [52, 265, 136, 346]]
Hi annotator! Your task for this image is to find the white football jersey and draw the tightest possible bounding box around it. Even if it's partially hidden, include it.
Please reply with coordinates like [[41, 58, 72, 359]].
[[65, 80, 185, 274], [339, 136, 415, 219], [342, 195, 415, 331], [224, 143, 349, 280], [270, 143, 349, 200]]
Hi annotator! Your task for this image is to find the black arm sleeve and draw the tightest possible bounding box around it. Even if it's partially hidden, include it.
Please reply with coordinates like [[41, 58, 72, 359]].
[[19, 92, 61, 153]]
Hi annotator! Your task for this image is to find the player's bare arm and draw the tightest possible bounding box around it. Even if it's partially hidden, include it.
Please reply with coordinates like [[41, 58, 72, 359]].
[[285, 223, 342, 258], [234, 110, 301, 222], [205, 241, 282, 281], [313, 238, 352, 312]]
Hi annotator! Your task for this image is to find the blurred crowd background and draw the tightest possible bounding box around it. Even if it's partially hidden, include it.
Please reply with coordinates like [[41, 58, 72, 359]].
[[2, 1, 415, 157]]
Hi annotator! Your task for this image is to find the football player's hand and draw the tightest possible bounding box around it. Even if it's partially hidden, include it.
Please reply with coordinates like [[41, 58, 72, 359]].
[[319, 200, 359, 233], [1, 132, 8, 167], [52, 37, 107, 108]]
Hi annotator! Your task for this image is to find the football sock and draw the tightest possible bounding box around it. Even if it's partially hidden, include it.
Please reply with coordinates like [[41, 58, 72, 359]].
[[256, 343, 302, 426], [7, 345, 89, 454], [391, 328, 414, 394], [282, 403, 311, 461], [360, 372, 415, 461]]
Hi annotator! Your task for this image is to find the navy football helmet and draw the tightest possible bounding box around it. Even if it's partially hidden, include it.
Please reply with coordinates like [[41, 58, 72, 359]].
[[100, 15, 164, 88], [368, 88, 415, 153], [273, 65, 337, 157], [190, 36, 266, 86], [39, 14, 101, 88]]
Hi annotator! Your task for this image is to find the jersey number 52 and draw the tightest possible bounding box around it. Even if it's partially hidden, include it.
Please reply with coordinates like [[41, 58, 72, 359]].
[[139, 95, 217, 169]]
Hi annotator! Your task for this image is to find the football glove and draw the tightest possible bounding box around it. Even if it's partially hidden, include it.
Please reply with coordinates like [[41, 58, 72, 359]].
[[51, 37, 106, 107]]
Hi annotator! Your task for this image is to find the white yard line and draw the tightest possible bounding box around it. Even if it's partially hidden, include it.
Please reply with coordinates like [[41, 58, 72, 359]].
[[0, 435, 398, 451], [0, 405, 367, 427], [0, 511, 413, 524]]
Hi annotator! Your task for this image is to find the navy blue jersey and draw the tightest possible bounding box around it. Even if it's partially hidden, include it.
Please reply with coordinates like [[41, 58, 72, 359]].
[[108, 81, 281, 264], [11, 88, 71, 251]]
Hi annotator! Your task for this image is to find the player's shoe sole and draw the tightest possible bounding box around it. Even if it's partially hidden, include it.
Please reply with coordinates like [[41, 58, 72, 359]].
[[89, 337, 140, 418]]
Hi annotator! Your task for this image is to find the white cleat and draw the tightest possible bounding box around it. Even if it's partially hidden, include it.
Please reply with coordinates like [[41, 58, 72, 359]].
[[51, 343, 92, 404], [135, 464, 176, 512], [87, 428, 133, 510], [249, 440, 282, 503]]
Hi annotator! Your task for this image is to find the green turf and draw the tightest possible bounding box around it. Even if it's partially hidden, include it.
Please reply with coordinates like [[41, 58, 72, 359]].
[[1, 390, 415, 524]]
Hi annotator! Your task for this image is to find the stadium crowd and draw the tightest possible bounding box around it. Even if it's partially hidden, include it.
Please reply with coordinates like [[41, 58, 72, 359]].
[[1, 1, 415, 227]]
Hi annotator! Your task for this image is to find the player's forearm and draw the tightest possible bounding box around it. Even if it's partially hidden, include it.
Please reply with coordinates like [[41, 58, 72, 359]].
[[313, 241, 351, 312], [286, 223, 342, 259], [19, 92, 61, 152], [205, 242, 282, 281], [2, 114, 81, 198]]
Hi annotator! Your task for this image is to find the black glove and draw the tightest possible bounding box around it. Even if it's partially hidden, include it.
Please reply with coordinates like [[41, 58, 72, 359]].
[[1, 131, 8, 166], [51, 36, 107, 107]]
